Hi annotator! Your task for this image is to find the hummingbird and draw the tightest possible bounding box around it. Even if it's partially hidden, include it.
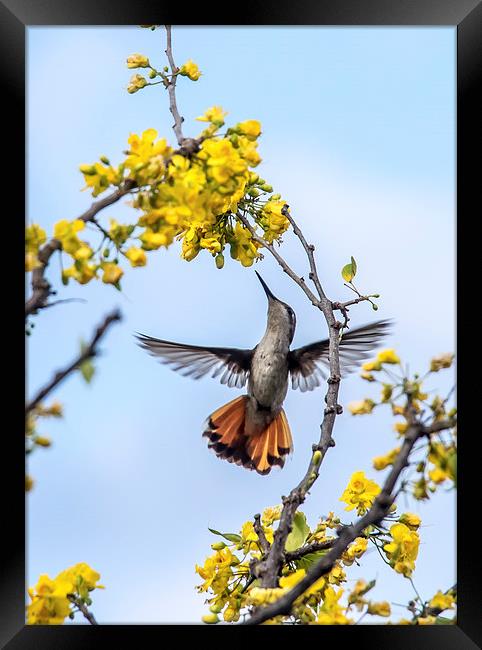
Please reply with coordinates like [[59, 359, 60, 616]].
[[136, 272, 392, 475]]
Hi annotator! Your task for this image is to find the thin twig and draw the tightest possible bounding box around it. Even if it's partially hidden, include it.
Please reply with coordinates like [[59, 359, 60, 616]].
[[253, 514, 271, 554], [25, 181, 135, 318], [26, 309, 122, 414], [164, 25, 185, 146], [67, 595, 98, 625]]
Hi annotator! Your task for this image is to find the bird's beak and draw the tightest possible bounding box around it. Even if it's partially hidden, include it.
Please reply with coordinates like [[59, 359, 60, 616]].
[[255, 271, 277, 301]]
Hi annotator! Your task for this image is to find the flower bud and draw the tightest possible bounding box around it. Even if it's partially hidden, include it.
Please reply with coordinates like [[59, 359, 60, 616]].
[[259, 184, 273, 193], [202, 613, 219, 624], [312, 450, 322, 465], [209, 603, 223, 614], [100, 156, 110, 165], [148, 69, 157, 79], [215, 253, 225, 269], [211, 541, 226, 550]]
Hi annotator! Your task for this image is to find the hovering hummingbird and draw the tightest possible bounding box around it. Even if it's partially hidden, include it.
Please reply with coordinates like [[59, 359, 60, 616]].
[[136, 272, 392, 475]]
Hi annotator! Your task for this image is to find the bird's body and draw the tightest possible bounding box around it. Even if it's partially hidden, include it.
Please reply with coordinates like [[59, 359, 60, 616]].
[[137, 272, 392, 475]]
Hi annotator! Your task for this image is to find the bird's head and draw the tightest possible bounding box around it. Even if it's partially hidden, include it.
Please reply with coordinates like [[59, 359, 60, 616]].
[[255, 271, 296, 344]]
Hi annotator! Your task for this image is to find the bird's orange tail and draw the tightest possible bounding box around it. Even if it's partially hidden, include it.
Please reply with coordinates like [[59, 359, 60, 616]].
[[203, 396, 293, 475]]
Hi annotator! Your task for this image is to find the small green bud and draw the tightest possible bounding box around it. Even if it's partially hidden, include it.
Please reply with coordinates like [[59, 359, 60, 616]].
[[371, 294, 380, 298], [372, 303, 379, 311], [148, 69, 157, 79], [260, 184, 273, 193], [230, 133, 239, 146], [215, 253, 225, 269], [100, 155, 110, 165], [209, 603, 223, 614], [103, 248, 110, 258], [312, 450, 322, 465], [211, 541, 226, 550], [248, 188, 260, 197], [271, 193, 281, 200]]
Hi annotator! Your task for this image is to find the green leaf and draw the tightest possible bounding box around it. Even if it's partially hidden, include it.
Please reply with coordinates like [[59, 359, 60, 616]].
[[79, 359, 95, 383], [285, 512, 310, 552], [293, 550, 328, 570], [341, 262, 355, 283], [435, 616, 455, 625], [208, 528, 242, 543], [350, 256, 357, 276]]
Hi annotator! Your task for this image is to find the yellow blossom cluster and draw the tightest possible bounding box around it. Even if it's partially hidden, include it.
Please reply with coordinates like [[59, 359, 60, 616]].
[[383, 523, 420, 577], [25, 223, 47, 271], [69, 118, 290, 284], [26, 401, 63, 468], [27, 563, 103, 624], [195, 504, 406, 624], [339, 471, 381, 516]]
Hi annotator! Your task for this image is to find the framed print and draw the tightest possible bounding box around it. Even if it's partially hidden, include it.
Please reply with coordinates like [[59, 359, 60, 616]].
[[2, 0, 480, 646]]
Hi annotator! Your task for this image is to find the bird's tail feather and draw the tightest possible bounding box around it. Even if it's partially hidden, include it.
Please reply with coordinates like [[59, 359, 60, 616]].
[[203, 396, 292, 475]]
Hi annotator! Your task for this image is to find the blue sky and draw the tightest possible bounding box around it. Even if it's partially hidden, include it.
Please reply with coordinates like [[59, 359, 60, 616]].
[[27, 26, 455, 623]]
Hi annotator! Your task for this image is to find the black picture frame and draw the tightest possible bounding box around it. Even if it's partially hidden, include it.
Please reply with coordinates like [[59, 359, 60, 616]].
[[4, 0, 479, 646]]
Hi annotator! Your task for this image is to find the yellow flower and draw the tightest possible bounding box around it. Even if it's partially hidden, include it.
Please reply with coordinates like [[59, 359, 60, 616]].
[[428, 468, 447, 484], [417, 616, 436, 625], [200, 236, 222, 255], [125, 246, 147, 267], [140, 228, 172, 250], [383, 523, 419, 577], [394, 422, 409, 436], [127, 73, 148, 93], [381, 384, 393, 402], [360, 371, 375, 382], [376, 349, 401, 364], [341, 537, 368, 566], [179, 59, 201, 81], [196, 106, 227, 125], [340, 471, 381, 516], [195, 548, 235, 594], [373, 447, 400, 471], [398, 513, 421, 530], [73, 244, 93, 261], [34, 436, 52, 447], [348, 399, 375, 415], [230, 222, 260, 267], [126, 53, 150, 68], [368, 601, 391, 617], [259, 200, 290, 243], [261, 505, 282, 527], [26, 224, 47, 252], [392, 404, 405, 416], [430, 353, 454, 372], [428, 590, 455, 611], [25, 252, 41, 271], [362, 359, 382, 372], [235, 120, 262, 139], [101, 262, 123, 284], [62, 261, 97, 285], [53, 219, 86, 255], [246, 587, 284, 606], [314, 587, 351, 625]]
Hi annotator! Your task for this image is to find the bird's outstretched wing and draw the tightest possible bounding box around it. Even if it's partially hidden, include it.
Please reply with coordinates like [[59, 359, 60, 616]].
[[135, 334, 253, 388], [288, 319, 393, 392]]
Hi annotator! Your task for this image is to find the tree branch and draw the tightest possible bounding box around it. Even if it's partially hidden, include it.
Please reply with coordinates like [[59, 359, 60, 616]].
[[67, 595, 98, 625], [243, 415, 456, 625], [25, 181, 136, 318], [239, 206, 343, 591], [26, 309, 122, 414]]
